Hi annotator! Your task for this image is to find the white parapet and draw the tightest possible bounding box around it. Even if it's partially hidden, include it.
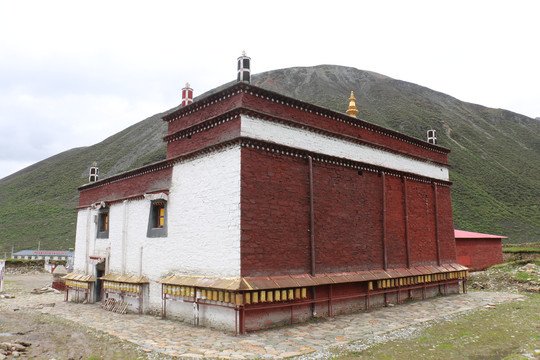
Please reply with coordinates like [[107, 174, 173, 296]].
[[241, 115, 449, 181]]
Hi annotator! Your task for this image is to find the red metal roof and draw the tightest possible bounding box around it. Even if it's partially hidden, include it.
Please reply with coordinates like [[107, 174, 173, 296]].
[[454, 229, 507, 239]]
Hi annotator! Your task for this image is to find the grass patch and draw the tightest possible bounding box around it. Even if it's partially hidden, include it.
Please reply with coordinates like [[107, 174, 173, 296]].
[[490, 259, 540, 270], [503, 247, 540, 253], [332, 293, 540, 360]]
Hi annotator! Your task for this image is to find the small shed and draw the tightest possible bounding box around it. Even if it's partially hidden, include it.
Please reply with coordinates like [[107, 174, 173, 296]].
[[52, 265, 68, 291], [455, 230, 506, 271]]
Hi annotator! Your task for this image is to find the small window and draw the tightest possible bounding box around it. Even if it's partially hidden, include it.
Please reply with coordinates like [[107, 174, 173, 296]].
[[147, 200, 167, 238], [97, 207, 109, 239], [152, 202, 165, 228]]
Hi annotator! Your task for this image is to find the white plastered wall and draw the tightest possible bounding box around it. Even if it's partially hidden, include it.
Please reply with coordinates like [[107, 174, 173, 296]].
[[240, 115, 450, 181]]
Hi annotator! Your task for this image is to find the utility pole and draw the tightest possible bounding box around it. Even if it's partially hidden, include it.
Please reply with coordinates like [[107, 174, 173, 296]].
[[38, 241, 40, 251], [11, 244, 14, 258]]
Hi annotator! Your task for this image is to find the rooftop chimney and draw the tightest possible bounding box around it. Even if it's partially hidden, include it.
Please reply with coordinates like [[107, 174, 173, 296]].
[[181, 83, 193, 107], [427, 129, 437, 144], [89, 162, 99, 182], [237, 51, 251, 83]]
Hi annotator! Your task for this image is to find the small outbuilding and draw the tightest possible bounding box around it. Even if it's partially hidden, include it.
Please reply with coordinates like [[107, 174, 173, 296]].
[[455, 229, 506, 271]]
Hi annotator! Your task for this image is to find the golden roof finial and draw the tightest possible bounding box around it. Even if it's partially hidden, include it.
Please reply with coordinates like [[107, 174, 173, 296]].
[[346, 91, 359, 117]]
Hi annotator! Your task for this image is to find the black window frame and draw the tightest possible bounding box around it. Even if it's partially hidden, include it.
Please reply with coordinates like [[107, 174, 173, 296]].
[[97, 207, 109, 239], [147, 200, 167, 238]]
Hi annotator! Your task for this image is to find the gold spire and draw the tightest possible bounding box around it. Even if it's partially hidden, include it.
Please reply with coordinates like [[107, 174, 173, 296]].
[[346, 91, 359, 117]]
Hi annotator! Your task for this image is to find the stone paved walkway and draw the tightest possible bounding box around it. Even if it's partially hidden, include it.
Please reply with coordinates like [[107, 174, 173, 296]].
[[0, 281, 523, 359]]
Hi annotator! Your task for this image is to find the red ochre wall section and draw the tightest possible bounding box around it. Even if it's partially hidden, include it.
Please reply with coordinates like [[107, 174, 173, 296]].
[[166, 95, 243, 136], [166, 118, 241, 158], [456, 238, 503, 271], [78, 167, 173, 207], [313, 163, 385, 273], [240, 148, 457, 277], [385, 175, 408, 268], [240, 148, 311, 277], [437, 185, 458, 263]]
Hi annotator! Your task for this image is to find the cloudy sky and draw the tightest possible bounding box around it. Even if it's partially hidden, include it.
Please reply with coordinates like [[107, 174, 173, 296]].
[[0, 1, 538, 180]]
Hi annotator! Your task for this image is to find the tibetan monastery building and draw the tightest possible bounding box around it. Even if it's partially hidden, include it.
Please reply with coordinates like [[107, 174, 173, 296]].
[[70, 54, 468, 333]]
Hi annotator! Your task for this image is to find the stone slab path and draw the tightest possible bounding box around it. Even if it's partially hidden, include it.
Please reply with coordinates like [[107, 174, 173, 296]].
[[1, 284, 523, 359]]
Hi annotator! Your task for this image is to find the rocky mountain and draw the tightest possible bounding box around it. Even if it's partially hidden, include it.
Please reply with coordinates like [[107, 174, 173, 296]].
[[1, 65, 538, 255]]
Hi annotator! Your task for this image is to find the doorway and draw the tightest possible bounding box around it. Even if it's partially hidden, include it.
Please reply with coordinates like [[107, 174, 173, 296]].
[[95, 261, 105, 303]]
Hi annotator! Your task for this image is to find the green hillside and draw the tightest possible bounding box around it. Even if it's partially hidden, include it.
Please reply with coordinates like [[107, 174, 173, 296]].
[[1, 65, 538, 255]]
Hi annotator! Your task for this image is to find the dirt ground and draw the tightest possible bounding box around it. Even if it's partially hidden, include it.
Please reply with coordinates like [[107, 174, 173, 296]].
[[0, 272, 166, 360]]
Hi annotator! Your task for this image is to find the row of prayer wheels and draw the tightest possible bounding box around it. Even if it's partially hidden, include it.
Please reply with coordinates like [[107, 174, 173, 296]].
[[375, 271, 468, 290], [103, 281, 142, 294], [66, 280, 89, 289], [163, 285, 310, 305]]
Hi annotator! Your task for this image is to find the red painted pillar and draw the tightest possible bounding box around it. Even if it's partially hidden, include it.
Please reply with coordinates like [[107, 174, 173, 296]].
[[308, 156, 316, 276], [382, 173, 388, 270], [402, 176, 411, 268], [433, 182, 441, 266]]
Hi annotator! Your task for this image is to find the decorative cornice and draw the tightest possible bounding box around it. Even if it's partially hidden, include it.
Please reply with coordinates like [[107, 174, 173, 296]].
[[164, 109, 243, 143], [162, 82, 450, 155], [78, 161, 175, 192], [79, 134, 451, 197], [78, 139, 242, 192], [239, 138, 452, 187], [164, 107, 450, 169]]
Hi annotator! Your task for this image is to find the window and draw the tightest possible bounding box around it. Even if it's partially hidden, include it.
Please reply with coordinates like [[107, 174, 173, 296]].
[[97, 207, 109, 239], [147, 200, 167, 238], [89, 166, 99, 182], [427, 129, 437, 144], [153, 202, 165, 228]]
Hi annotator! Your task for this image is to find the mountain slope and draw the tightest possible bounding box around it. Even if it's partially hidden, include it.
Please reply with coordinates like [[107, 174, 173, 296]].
[[252, 66, 540, 243], [0, 65, 538, 255]]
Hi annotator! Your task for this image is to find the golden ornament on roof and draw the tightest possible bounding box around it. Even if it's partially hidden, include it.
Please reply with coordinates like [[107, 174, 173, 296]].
[[346, 91, 359, 117]]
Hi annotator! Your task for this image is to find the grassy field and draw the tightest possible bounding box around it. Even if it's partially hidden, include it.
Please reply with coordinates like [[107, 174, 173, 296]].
[[330, 293, 539, 360]]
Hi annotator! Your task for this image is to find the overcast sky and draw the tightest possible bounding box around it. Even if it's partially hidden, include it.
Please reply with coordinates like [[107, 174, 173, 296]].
[[0, 0, 538, 180]]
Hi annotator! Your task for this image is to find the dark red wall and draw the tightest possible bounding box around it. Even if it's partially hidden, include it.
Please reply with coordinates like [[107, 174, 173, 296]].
[[240, 148, 311, 276], [437, 185, 458, 263], [406, 180, 438, 266], [385, 175, 408, 268], [313, 163, 384, 273], [167, 95, 243, 136], [166, 118, 241, 158], [240, 148, 457, 277], [456, 238, 503, 271], [79, 167, 172, 207]]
